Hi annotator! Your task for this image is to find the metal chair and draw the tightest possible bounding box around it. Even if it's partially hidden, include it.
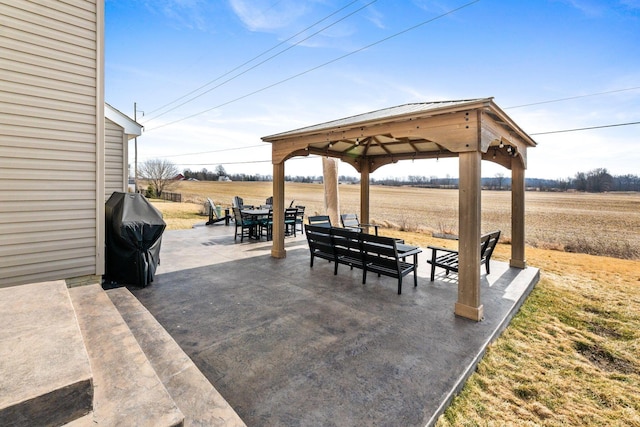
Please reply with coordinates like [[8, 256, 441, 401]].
[[232, 207, 256, 242], [340, 213, 379, 235], [284, 208, 298, 236], [232, 196, 253, 210], [295, 205, 305, 235], [308, 215, 331, 228], [259, 209, 273, 240]]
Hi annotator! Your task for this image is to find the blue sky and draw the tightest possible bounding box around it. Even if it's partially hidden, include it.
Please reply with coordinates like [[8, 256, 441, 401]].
[[105, 0, 640, 180]]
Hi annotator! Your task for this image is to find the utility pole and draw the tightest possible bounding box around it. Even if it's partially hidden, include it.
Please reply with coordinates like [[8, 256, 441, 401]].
[[134, 102, 138, 192], [133, 102, 143, 193]]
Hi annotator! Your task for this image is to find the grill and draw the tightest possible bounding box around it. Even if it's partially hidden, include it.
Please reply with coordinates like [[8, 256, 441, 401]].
[[104, 192, 166, 287]]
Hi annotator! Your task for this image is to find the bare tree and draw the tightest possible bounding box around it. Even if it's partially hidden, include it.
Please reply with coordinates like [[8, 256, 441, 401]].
[[138, 158, 179, 197], [574, 172, 587, 191], [215, 164, 227, 177], [586, 168, 613, 192], [495, 172, 505, 190]]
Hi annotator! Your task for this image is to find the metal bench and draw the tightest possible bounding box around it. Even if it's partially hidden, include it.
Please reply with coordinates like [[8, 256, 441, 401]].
[[361, 233, 421, 295], [304, 225, 422, 294], [305, 224, 335, 267], [427, 231, 501, 281]]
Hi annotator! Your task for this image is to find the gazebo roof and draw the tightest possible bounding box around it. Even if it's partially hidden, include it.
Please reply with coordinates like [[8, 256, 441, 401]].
[[263, 98, 536, 172]]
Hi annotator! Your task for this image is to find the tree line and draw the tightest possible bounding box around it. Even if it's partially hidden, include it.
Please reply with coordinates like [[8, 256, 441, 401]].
[[139, 160, 639, 195], [182, 167, 273, 182], [367, 169, 639, 192]]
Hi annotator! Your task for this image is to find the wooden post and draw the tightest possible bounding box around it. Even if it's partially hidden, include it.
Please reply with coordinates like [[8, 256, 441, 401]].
[[360, 160, 370, 228], [510, 158, 527, 268], [455, 151, 483, 321], [271, 161, 286, 258], [323, 157, 340, 226]]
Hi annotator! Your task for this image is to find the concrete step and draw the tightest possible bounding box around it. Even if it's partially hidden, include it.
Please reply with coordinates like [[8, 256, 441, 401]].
[[0, 280, 93, 427], [68, 284, 184, 427], [106, 287, 246, 427]]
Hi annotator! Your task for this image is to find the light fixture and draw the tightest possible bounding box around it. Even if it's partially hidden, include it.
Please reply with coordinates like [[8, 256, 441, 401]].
[[499, 140, 504, 148]]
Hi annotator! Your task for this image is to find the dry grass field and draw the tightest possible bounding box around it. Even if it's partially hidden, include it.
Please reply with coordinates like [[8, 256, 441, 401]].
[[151, 181, 640, 425], [165, 180, 640, 259]]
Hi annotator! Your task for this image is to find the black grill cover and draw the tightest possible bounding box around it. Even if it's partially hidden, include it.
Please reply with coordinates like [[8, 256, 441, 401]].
[[105, 192, 166, 286]]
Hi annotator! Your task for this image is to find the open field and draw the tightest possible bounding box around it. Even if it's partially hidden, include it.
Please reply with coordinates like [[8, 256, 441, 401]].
[[164, 180, 640, 259], [150, 181, 640, 425]]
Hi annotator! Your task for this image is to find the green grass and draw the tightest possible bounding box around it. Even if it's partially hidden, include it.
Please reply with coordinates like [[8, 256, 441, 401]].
[[436, 267, 640, 426]]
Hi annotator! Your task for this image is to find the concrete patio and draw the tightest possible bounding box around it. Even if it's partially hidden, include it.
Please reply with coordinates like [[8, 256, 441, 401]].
[[127, 224, 539, 426]]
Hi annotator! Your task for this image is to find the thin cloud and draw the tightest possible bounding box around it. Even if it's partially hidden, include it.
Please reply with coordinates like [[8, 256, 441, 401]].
[[412, 0, 455, 15], [557, 0, 606, 17], [228, 0, 368, 50], [142, 0, 213, 31], [364, 5, 385, 29], [229, 0, 312, 32]]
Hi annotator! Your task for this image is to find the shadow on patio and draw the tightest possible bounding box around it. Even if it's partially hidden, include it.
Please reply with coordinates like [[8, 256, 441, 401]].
[[126, 225, 539, 426]]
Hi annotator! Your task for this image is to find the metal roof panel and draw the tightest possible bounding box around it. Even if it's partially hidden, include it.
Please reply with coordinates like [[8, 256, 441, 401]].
[[263, 98, 490, 140]]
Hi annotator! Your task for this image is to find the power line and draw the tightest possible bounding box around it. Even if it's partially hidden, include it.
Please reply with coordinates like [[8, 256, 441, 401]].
[[143, 85, 640, 158], [168, 158, 310, 166], [149, 120, 640, 166], [505, 86, 640, 109], [530, 120, 640, 135], [140, 120, 639, 169], [151, 144, 268, 158], [146, 0, 481, 132], [143, 0, 370, 121], [176, 159, 273, 166], [147, 156, 320, 168]]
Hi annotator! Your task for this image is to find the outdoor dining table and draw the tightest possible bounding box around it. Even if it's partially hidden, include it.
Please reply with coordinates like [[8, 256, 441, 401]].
[[240, 208, 270, 217], [240, 208, 271, 240]]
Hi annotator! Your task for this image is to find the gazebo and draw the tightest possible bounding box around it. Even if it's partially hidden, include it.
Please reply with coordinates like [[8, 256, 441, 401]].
[[262, 98, 536, 321]]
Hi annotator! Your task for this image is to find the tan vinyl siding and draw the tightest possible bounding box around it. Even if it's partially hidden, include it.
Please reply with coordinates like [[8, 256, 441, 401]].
[[105, 118, 126, 200], [0, 0, 103, 287]]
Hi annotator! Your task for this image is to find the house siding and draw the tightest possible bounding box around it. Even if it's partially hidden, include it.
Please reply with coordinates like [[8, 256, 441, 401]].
[[0, 0, 104, 287]]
